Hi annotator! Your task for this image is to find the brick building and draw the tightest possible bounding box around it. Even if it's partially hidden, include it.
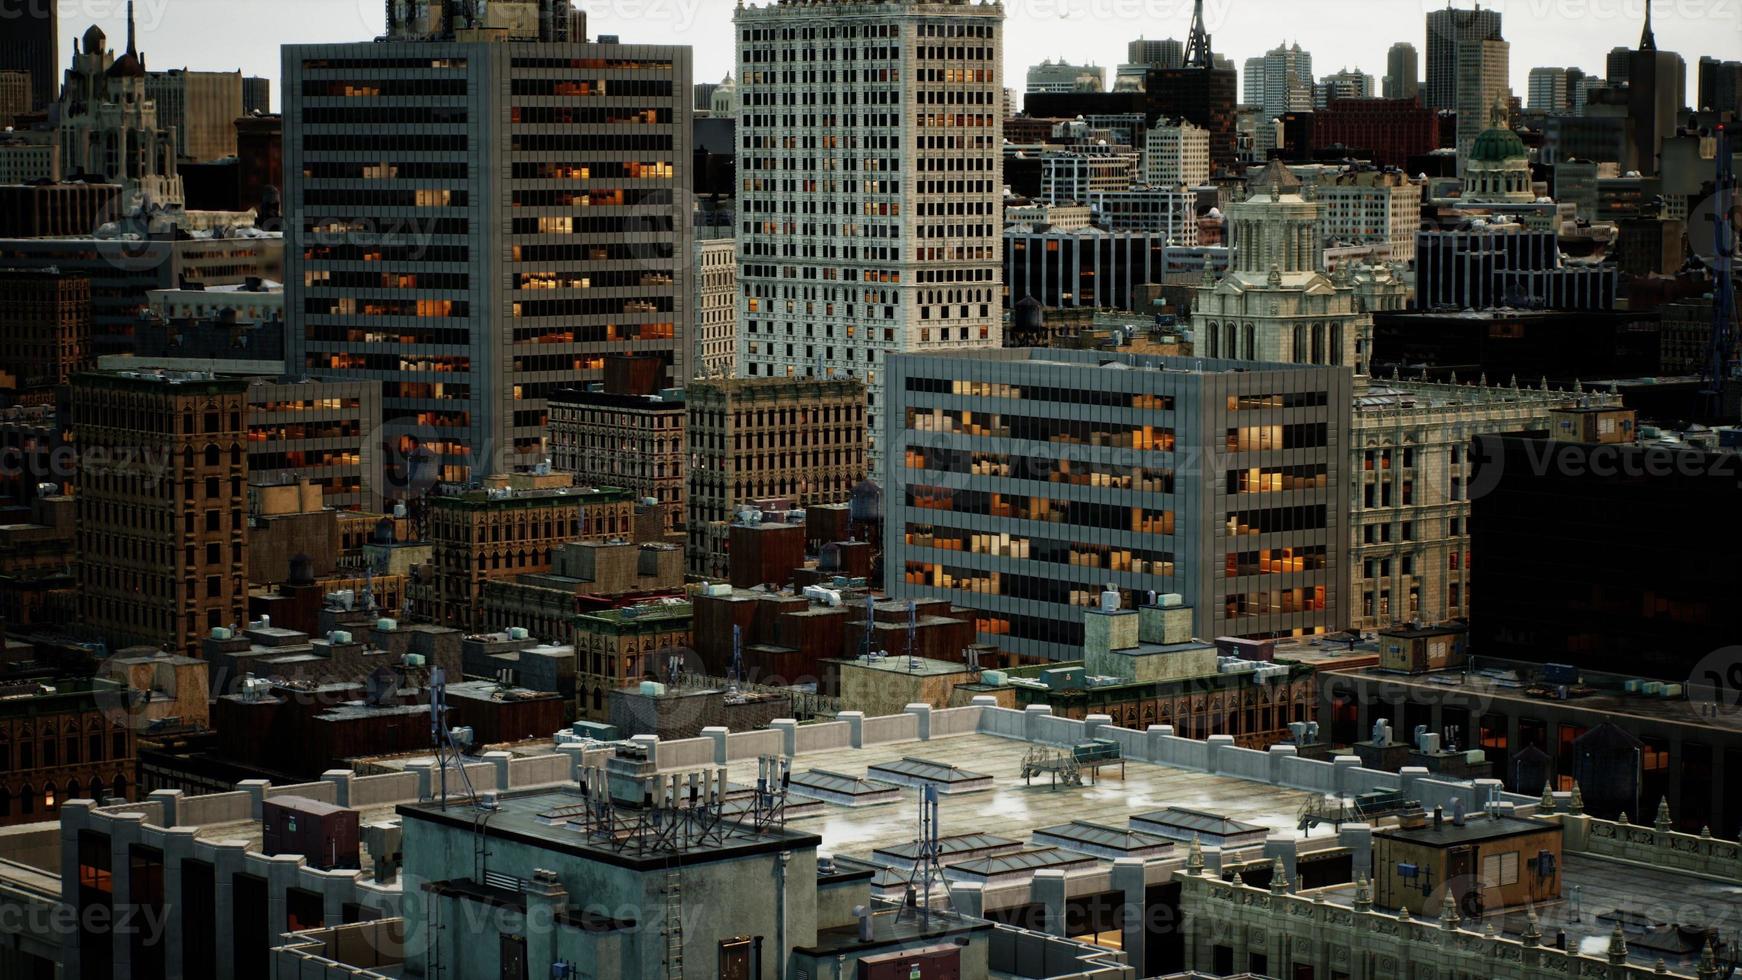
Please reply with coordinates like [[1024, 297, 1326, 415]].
[[1311, 97, 1441, 169], [421, 473, 636, 630], [0, 270, 90, 403], [686, 377, 868, 579], [73, 371, 251, 656]]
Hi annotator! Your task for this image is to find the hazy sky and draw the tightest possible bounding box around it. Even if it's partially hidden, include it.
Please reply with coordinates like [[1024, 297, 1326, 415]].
[[57, 0, 1741, 110]]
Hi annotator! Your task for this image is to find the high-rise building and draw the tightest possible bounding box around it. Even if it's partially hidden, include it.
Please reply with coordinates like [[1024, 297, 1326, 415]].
[[1527, 67, 1569, 112], [1627, 3, 1687, 176], [693, 237, 736, 379], [1129, 38, 1184, 70], [1384, 42, 1420, 101], [1425, 3, 1502, 112], [285, 1, 691, 485], [1699, 56, 1742, 113], [733, 0, 1004, 459], [145, 69, 244, 163], [56, 11, 183, 206], [0, 0, 55, 111], [1259, 42, 1315, 117], [242, 76, 271, 115], [885, 346, 1353, 658], [685, 377, 868, 580], [1453, 35, 1511, 164], [73, 371, 252, 656]]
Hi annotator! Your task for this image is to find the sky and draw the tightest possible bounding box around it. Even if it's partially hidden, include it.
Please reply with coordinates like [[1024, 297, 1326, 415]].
[[52, 0, 1742, 111]]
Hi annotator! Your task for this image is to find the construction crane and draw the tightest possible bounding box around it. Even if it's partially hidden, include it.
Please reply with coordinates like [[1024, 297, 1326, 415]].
[[1704, 123, 1740, 421]]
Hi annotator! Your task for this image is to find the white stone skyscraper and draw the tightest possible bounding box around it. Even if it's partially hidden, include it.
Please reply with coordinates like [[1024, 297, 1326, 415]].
[[733, 0, 1005, 458]]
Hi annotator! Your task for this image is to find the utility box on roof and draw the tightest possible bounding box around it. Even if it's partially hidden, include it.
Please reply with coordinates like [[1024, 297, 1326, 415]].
[[262, 795, 361, 870]]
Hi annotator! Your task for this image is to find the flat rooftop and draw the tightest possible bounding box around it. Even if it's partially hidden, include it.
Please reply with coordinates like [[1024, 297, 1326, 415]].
[[724, 732, 1315, 860]]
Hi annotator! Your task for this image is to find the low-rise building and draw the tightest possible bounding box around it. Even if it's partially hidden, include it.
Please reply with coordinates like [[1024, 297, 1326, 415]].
[[422, 474, 636, 630], [548, 366, 685, 533]]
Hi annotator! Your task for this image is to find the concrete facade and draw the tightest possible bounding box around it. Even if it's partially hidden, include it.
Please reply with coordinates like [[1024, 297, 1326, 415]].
[[733, 0, 1005, 458], [884, 347, 1353, 659], [285, 34, 692, 481]]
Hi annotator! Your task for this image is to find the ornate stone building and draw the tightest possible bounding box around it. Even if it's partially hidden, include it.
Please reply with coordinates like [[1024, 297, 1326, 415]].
[[1194, 160, 1605, 632], [56, 7, 182, 207], [1463, 117, 1536, 204], [0, 677, 138, 826], [572, 602, 693, 720]]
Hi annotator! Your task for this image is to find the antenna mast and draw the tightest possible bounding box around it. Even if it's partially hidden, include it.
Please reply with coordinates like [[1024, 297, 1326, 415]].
[[1183, 0, 1214, 69]]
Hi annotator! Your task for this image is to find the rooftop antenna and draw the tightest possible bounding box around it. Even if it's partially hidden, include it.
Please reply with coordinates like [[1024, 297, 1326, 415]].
[[728, 624, 744, 691], [899, 784, 959, 925], [860, 592, 876, 662], [1183, 0, 1214, 69], [429, 666, 480, 811], [907, 599, 919, 672]]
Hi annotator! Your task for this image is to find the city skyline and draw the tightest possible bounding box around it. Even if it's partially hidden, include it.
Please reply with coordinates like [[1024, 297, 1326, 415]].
[[57, 0, 1732, 111]]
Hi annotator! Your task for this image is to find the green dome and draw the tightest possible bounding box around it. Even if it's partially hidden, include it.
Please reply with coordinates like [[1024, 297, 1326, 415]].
[[1469, 126, 1527, 163]]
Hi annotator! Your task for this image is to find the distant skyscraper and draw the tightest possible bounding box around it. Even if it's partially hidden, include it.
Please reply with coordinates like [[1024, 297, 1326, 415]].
[[0, 0, 55, 111], [1153, 0, 1238, 174], [1129, 37, 1184, 70], [1528, 67, 1570, 111], [1243, 57, 1266, 106], [1317, 68, 1374, 108], [286, 0, 691, 485], [1454, 35, 1511, 164], [1425, 2, 1502, 111], [1628, 1, 1687, 175], [733, 0, 1005, 458], [1701, 56, 1742, 114], [1606, 45, 1633, 86], [242, 76, 271, 115], [1384, 42, 1420, 101], [1260, 42, 1314, 117]]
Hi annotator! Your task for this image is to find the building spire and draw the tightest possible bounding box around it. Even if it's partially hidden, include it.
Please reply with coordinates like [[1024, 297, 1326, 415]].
[[125, 0, 137, 56], [1184, 0, 1214, 69], [1640, 0, 1657, 50]]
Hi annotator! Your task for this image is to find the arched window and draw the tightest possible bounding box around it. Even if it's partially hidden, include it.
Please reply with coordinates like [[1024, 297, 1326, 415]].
[[0, 787, 9, 816], [18, 784, 32, 815], [204, 444, 221, 467], [110, 775, 127, 802]]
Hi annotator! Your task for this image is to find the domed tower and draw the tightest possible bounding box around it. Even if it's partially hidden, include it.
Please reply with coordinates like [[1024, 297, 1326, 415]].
[[1462, 121, 1534, 204], [1190, 158, 1374, 376]]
